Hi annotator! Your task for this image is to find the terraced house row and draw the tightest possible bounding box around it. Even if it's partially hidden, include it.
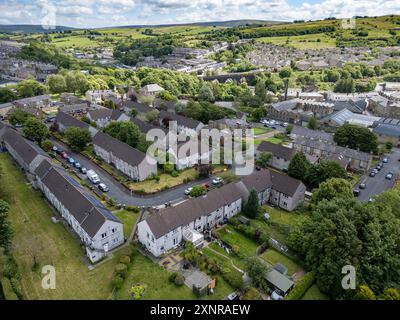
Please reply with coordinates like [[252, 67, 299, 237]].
[[0, 123, 124, 263], [138, 169, 305, 257]]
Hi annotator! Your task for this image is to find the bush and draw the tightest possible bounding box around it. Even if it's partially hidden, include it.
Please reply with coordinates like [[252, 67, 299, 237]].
[[222, 268, 243, 290], [174, 273, 185, 286], [170, 170, 179, 177], [119, 245, 136, 260], [112, 275, 124, 290], [242, 286, 261, 300], [285, 271, 315, 300], [115, 263, 128, 279], [169, 272, 178, 283], [120, 255, 131, 266], [126, 206, 140, 213]]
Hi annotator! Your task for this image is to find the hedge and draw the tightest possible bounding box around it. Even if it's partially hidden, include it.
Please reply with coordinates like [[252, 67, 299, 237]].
[[1, 278, 19, 300], [285, 271, 315, 300]]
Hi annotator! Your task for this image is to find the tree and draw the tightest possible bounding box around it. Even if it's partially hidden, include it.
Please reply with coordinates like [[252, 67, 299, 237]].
[[245, 257, 270, 291], [305, 161, 347, 189], [0, 200, 12, 249], [190, 185, 207, 198], [334, 77, 355, 93], [65, 127, 92, 151], [22, 117, 49, 146], [354, 285, 376, 300], [307, 117, 318, 130], [285, 124, 293, 134], [251, 107, 267, 122], [104, 121, 141, 148], [381, 288, 400, 300], [46, 74, 67, 94], [8, 109, 33, 126], [0, 87, 17, 103], [198, 83, 215, 102], [312, 178, 353, 203], [279, 67, 292, 79], [16, 79, 47, 98], [145, 110, 159, 123], [42, 139, 54, 152], [243, 189, 260, 219], [288, 153, 311, 181], [256, 152, 272, 169], [255, 79, 267, 102], [130, 108, 138, 117], [334, 123, 378, 153], [196, 164, 213, 179]]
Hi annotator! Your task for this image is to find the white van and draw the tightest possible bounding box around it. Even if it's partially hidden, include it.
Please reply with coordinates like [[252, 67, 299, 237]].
[[87, 170, 100, 184]]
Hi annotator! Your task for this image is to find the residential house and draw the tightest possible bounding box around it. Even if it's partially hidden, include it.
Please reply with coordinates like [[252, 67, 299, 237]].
[[372, 118, 400, 146], [293, 136, 372, 172], [87, 108, 130, 128], [12, 94, 51, 109], [123, 100, 153, 115], [34, 159, 124, 263], [85, 90, 118, 104], [59, 103, 90, 116], [290, 126, 334, 143], [55, 111, 98, 137], [92, 131, 157, 182], [256, 141, 294, 171], [158, 110, 204, 135], [139, 84, 164, 97]]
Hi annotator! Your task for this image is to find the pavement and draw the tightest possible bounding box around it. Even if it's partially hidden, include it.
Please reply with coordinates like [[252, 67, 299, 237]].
[[355, 149, 400, 202], [50, 138, 220, 208]]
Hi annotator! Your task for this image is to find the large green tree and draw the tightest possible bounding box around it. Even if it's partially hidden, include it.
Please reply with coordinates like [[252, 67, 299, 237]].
[[65, 127, 92, 151], [8, 109, 33, 126], [334, 124, 378, 153], [305, 160, 347, 189], [0, 87, 17, 103], [245, 257, 270, 291], [288, 153, 311, 181], [46, 74, 67, 94], [22, 117, 49, 146], [16, 80, 47, 98], [243, 189, 260, 219], [104, 121, 141, 148], [312, 178, 353, 203], [256, 152, 273, 169]]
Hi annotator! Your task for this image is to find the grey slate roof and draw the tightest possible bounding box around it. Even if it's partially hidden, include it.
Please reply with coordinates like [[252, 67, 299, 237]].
[[34, 159, 121, 238], [124, 101, 153, 113], [2, 128, 47, 167], [270, 170, 304, 197], [257, 141, 294, 161], [56, 111, 90, 129], [131, 117, 165, 134], [159, 110, 202, 130], [291, 126, 334, 142], [92, 131, 147, 167], [265, 269, 294, 294]]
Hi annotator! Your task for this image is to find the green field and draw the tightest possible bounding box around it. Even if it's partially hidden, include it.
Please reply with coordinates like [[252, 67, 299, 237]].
[[257, 33, 336, 49]]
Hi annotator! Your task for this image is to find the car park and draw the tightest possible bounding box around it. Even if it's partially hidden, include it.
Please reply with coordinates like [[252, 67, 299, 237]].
[[98, 183, 109, 192], [212, 177, 223, 185]]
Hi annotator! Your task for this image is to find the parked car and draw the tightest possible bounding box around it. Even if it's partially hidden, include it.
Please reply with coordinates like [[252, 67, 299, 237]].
[[52, 146, 58, 152], [386, 173, 394, 180], [282, 122, 289, 127], [74, 162, 82, 169], [68, 157, 75, 165], [61, 152, 68, 159], [184, 187, 193, 195], [359, 183, 366, 189], [212, 177, 223, 185], [87, 170, 100, 184], [353, 189, 360, 197], [376, 166, 382, 171], [383, 157, 389, 163], [369, 171, 376, 177], [80, 167, 87, 174], [98, 183, 109, 192], [227, 292, 239, 301]]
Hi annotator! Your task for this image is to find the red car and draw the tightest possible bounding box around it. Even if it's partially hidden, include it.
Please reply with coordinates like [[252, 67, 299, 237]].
[[61, 152, 68, 159]]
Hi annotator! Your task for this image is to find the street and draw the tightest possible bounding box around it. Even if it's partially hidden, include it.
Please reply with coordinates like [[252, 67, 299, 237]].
[[356, 149, 400, 202], [50, 138, 219, 208]]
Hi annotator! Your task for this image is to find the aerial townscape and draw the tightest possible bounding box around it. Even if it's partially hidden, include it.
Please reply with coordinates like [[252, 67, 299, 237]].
[[0, 0, 400, 306]]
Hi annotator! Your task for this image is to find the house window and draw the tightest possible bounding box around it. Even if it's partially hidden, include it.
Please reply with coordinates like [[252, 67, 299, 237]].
[[112, 228, 116, 233], [101, 232, 107, 239], [173, 238, 177, 245]]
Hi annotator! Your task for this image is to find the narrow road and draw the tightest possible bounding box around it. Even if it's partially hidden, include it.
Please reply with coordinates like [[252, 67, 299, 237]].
[[50, 138, 220, 208]]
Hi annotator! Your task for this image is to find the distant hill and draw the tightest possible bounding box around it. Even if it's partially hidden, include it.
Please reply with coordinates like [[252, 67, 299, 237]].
[[0, 25, 76, 33]]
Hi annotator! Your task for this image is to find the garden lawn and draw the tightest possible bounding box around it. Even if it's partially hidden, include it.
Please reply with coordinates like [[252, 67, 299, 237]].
[[302, 284, 329, 300], [260, 249, 301, 276], [115, 249, 232, 300], [262, 205, 309, 226], [0, 153, 119, 300], [253, 127, 271, 136], [216, 226, 259, 258], [114, 210, 140, 236], [204, 243, 245, 271]]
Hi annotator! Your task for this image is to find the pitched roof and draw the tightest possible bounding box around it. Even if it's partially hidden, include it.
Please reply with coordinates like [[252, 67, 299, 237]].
[[34, 159, 121, 238], [92, 131, 147, 167], [2, 128, 47, 167], [257, 141, 294, 161], [124, 101, 153, 113], [56, 111, 90, 129], [145, 182, 245, 239], [240, 169, 272, 193], [131, 117, 165, 135], [265, 269, 294, 294], [159, 110, 202, 129], [270, 170, 304, 197], [141, 84, 164, 93], [88, 108, 113, 121]]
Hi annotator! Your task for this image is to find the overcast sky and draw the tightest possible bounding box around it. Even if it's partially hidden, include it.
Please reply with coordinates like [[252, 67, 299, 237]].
[[0, 0, 399, 28]]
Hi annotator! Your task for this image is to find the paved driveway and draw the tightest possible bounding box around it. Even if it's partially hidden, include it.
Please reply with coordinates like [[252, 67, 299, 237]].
[[356, 149, 400, 202], [50, 138, 218, 208]]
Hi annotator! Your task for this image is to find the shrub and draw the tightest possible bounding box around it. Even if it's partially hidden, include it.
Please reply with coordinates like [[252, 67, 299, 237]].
[[112, 275, 124, 290], [126, 206, 140, 213], [169, 272, 178, 283], [222, 268, 243, 290], [1, 278, 18, 300], [120, 255, 131, 266], [174, 273, 185, 286], [170, 170, 179, 177], [242, 286, 261, 300], [119, 245, 136, 260], [115, 263, 128, 279], [285, 271, 315, 300]]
